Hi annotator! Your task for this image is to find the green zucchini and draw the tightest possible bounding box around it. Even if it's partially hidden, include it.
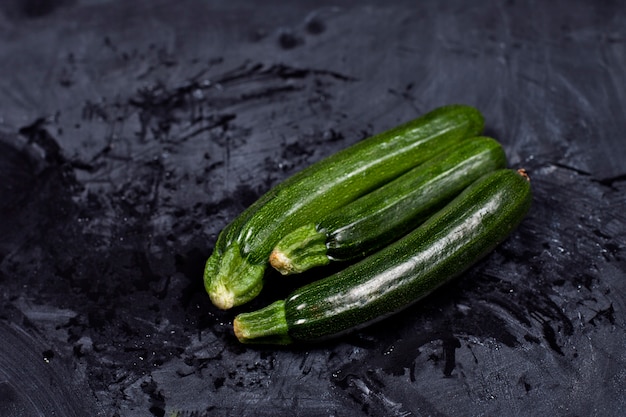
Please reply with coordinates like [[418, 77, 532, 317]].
[[205, 105, 485, 309], [269, 136, 507, 275], [233, 168, 532, 344]]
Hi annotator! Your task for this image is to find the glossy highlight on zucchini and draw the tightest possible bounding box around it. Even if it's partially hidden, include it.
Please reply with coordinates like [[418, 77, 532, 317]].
[[269, 136, 507, 275], [204, 105, 485, 309], [233, 169, 532, 344]]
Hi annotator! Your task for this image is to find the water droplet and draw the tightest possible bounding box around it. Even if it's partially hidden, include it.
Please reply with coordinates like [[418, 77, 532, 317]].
[[278, 29, 304, 49], [383, 345, 395, 356], [43, 349, 54, 363], [305, 15, 326, 35], [192, 89, 205, 100]]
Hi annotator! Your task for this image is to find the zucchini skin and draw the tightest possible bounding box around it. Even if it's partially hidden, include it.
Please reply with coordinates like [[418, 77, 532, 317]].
[[269, 136, 507, 275], [233, 169, 531, 344], [205, 105, 485, 309]]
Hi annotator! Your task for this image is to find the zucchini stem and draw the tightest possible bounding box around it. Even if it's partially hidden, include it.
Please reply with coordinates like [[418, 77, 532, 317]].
[[233, 300, 293, 344], [269, 224, 330, 275], [517, 168, 530, 181], [204, 242, 266, 309]]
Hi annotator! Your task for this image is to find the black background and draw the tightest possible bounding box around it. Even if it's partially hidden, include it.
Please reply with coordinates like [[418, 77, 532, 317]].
[[0, 1, 625, 416]]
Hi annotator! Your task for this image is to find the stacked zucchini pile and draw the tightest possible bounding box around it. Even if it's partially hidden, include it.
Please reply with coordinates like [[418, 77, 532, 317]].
[[203, 105, 531, 345]]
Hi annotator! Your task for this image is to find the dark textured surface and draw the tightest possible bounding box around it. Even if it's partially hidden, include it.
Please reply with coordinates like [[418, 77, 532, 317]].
[[0, 1, 624, 416]]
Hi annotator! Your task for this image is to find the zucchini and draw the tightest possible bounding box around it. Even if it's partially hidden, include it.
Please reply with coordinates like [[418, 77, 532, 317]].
[[233, 169, 532, 344], [269, 136, 507, 275], [205, 105, 485, 309]]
